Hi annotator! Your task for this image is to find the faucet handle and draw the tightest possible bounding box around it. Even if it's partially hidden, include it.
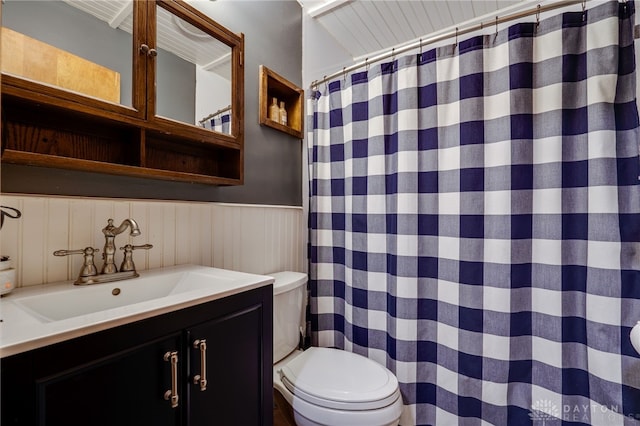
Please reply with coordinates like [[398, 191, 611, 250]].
[[54, 247, 99, 257], [131, 244, 153, 251], [119, 244, 153, 273], [53, 247, 100, 279]]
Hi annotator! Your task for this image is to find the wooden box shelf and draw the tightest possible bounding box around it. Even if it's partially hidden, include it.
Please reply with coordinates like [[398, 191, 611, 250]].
[[259, 65, 304, 139], [1, 92, 242, 185], [145, 132, 241, 181], [1, 0, 245, 188], [2, 97, 140, 167]]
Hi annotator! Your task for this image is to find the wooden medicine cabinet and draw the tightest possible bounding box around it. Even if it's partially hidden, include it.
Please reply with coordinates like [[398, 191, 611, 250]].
[[259, 65, 303, 139], [1, 0, 245, 185]]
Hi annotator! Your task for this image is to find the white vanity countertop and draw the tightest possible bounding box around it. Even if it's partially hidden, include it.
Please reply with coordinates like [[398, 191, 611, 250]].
[[0, 264, 274, 358]]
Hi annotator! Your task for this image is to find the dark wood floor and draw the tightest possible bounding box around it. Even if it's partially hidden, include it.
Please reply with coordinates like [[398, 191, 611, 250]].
[[274, 390, 296, 426]]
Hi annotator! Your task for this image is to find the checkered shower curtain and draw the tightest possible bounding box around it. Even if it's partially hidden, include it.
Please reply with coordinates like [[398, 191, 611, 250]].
[[307, 2, 640, 425], [212, 113, 231, 134], [202, 113, 231, 134]]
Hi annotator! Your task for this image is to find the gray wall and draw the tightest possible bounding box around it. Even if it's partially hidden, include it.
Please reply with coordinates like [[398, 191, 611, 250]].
[[1, 1, 303, 206]]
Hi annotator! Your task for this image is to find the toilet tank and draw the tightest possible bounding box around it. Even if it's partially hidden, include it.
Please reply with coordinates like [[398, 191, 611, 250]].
[[271, 271, 308, 363]]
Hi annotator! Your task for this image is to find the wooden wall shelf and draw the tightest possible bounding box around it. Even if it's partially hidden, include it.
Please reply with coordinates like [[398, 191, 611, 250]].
[[259, 65, 303, 139], [1, 90, 242, 185], [1, 0, 245, 187]]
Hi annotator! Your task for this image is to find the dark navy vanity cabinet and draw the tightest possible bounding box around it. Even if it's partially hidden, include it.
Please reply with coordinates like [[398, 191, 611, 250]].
[[1, 285, 273, 426]]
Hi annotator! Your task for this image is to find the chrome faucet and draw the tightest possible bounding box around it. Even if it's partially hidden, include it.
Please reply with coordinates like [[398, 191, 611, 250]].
[[101, 218, 141, 274], [54, 218, 153, 285]]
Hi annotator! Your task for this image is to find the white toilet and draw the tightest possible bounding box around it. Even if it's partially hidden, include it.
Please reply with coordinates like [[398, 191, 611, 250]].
[[271, 271, 403, 426]]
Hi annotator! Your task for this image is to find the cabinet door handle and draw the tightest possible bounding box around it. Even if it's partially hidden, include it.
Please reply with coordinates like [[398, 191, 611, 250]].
[[163, 351, 179, 408], [140, 44, 158, 57], [193, 339, 208, 391]]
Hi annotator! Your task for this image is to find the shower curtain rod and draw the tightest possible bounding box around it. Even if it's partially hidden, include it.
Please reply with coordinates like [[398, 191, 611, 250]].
[[311, 0, 594, 89], [198, 104, 232, 124]]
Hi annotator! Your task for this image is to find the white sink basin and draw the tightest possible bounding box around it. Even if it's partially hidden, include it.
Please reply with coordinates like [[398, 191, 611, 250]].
[[13, 270, 226, 322], [0, 265, 274, 357]]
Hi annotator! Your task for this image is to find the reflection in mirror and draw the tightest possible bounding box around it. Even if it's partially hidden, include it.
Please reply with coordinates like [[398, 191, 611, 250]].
[[1, 0, 133, 107], [2, 0, 234, 136], [155, 4, 232, 135]]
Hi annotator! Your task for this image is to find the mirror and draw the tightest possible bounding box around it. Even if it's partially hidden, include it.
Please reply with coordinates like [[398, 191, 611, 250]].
[[1, 0, 235, 136], [1, 0, 134, 106], [155, 4, 232, 134]]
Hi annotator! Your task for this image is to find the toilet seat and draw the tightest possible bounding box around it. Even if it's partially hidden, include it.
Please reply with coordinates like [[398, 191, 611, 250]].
[[279, 347, 401, 411]]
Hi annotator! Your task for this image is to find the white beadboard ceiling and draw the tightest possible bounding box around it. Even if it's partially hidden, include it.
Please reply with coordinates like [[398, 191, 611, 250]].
[[299, 0, 527, 60], [64, 0, 588, 82], [62, 0, 231, 80]]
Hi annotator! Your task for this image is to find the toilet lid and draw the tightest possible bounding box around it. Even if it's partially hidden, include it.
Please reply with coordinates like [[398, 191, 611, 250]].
[[279, 347, 400, 410]]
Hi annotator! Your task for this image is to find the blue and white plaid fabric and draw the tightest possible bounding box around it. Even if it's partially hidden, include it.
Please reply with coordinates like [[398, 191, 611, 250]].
[[212, 113, 231, 134], [202, 113, 231, 134], [307, 2, 640, 425]]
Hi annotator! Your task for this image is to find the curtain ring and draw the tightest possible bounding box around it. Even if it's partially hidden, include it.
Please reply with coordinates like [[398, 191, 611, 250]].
[[536, 4, 540, 28], [323, 75, 327, 92], [365, 57, 369, 72], [582, 0, 586, 21], [391, 48, 396, 70], [495, 16, 499, 35], [342, 67, 346, 82], [454, 27, 458, 49], [419, 38, 422, 56]]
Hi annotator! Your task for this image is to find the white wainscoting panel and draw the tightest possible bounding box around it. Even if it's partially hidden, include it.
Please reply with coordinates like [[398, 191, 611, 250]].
[[212, 204, 306, 275], [0, 194, 306, 288]]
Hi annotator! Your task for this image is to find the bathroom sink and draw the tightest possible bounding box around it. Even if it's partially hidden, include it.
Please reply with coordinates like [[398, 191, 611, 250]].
[[13, 268, 233, 322], [0, 264, 274, 357]]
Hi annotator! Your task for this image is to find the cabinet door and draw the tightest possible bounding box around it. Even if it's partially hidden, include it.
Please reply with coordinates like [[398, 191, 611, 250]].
[[36, 333, 183, 426], [1, 0, 146, 118], [187, 305, 266, 426], [150, 0, 239, 137]]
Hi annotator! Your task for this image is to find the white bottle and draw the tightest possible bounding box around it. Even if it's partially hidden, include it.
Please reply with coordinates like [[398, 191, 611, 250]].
[[279, 101, 287, 126], [269, 97, 280, 123]]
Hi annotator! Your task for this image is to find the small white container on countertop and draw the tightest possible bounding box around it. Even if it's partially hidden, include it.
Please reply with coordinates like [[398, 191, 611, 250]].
[[0, 257, 16, 296]]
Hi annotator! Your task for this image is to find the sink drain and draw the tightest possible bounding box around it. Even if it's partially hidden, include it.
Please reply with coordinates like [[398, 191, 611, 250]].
[[112, 288, 121, 296]]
